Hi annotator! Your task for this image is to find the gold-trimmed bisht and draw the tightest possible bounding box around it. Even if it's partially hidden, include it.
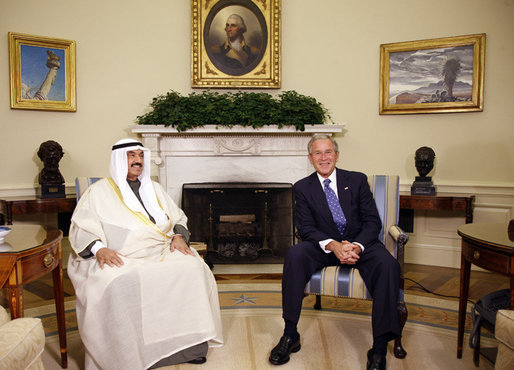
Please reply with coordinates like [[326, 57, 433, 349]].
[[107, 177, 174, 261]]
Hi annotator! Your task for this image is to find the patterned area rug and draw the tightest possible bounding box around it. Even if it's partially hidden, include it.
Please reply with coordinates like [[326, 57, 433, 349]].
[[33, 283, 495, 369], [31, 283, 483, 337]]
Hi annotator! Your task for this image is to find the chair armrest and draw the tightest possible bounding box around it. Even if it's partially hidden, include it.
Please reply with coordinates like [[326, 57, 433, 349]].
[[0, 317, 45, 369], [388, 224, 409, 246], [388, 225, 409, 285]]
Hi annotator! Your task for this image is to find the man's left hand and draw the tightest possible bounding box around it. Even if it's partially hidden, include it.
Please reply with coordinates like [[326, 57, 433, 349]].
[[170, 234, 194, 256]]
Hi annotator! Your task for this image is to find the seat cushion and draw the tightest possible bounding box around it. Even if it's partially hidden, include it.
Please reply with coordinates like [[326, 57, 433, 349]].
[[0, 317, 45, 369], [305, 265, 371, 299]]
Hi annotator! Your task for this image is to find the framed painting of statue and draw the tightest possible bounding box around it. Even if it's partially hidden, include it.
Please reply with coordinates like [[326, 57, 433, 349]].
[[192, 0, 281, 89], [9, 32, 76, 112], [379, 34, 485, 115]]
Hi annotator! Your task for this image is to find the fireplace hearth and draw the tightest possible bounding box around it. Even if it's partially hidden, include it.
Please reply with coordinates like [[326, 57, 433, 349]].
[[182, 183, 294, 265]]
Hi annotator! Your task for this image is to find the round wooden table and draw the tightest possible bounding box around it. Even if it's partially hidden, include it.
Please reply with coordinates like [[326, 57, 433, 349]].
[[456, 222, 514, 362], [0, 225, 67, 368]]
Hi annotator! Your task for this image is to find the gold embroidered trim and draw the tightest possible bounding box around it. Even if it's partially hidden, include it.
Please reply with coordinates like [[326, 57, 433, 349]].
[[106, 178, 173, 239]]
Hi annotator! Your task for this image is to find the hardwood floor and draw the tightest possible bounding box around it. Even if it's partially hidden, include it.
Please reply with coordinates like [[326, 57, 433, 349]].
[[403, 263, 510, 304], [0, 263, 510, 310], [215, 263, 511, 304]]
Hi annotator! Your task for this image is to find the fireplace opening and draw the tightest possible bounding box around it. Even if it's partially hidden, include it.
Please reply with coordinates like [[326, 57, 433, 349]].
[[182, 183, 294, 264]]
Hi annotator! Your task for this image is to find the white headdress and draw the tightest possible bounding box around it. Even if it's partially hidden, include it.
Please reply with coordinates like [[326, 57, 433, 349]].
[[110, 138, 167, 224]]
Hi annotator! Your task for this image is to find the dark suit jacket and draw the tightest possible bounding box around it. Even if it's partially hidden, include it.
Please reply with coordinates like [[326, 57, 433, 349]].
[[293, 168, 383, 250]]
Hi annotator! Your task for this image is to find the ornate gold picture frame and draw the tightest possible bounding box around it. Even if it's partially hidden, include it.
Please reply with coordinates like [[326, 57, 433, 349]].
[[379, 34, 485, 115], [191, 0, 281, 89], [9, 32, 76, 112]]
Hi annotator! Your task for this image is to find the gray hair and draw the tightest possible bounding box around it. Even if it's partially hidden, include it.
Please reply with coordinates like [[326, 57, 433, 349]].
[[226, 14, 247, 33], [307, 134, 339, 155]]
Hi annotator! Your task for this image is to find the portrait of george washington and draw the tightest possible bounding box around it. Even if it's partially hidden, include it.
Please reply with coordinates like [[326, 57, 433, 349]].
[[204, 0, 267, 76]]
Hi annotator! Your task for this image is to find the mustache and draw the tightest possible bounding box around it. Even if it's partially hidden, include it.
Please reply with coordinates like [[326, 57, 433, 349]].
[[131, 163, 143, 168]]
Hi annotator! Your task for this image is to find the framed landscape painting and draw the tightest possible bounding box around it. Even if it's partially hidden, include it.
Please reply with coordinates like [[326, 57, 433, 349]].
[[9, 32, 76, 112], [379, 34, 485, 115], [191, 0, 281, 88]]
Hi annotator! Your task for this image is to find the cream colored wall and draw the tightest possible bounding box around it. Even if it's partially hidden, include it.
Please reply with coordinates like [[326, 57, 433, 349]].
[[1, 0, 513, 267], [1, 0, 513, 192]]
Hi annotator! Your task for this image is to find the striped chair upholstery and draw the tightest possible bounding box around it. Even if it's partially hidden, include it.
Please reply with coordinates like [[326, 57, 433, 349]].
[[304, 175, 409, 358], [75, 177, 102, 201]]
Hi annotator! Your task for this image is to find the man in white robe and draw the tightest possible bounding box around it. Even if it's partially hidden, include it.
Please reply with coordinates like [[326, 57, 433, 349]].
[[68, 138, 223, 369]]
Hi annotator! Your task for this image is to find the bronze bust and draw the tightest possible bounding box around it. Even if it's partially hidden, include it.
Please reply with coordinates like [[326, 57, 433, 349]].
[[414, 146, 436, 178], [411, 146, 436, 195], [37, 140, 65, 186]]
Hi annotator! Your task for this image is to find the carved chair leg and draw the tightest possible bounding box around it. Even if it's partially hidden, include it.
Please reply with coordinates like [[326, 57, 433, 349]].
[[393, 301, 408, 359], [314, 295, 322, 310]]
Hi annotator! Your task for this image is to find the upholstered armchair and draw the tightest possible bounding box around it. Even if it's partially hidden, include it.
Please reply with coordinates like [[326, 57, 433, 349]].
[[75, 177, 102, 201], [495, 309, 514, 370], [304, 175, 409, 359], [0, 305, 45, 369]]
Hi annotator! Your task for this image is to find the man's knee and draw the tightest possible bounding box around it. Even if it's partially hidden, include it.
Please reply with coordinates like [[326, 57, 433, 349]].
[[387, 253, 401, 275], [379, 251, 401, 279], [363, 247, 400, 281], [284, 242, 311, 265]]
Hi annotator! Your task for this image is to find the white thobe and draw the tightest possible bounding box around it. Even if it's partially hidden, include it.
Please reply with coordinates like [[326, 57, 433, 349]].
[[67, 178, 223, 370]]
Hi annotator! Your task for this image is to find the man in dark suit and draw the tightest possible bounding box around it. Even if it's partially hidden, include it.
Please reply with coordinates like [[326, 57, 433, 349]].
[[269, 135, 400, 370]]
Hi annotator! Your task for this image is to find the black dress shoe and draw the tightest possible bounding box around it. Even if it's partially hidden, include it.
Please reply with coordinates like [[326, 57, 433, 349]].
[[367, 349, 386, 370], [269, 335, 301, 365], [187, 357, 207, 364]]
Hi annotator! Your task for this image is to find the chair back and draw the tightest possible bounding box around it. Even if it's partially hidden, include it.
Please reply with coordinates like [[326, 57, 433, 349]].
[[368, 175, 400, 258], [75, 177, 102, 201]]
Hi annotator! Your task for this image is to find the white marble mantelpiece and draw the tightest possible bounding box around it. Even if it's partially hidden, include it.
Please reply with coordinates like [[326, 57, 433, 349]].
[[130, 124, 345, 135], [130, 124, 345, 204]]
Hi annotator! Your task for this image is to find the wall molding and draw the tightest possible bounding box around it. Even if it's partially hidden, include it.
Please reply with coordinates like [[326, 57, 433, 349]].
[[2, 180, 512, 270], [400, 182, 514, 196], [0, 184, 76, 198]]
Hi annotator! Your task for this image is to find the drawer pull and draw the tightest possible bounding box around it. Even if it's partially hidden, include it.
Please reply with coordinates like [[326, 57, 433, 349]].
[[43, 254, 55, 268], [473, 251, 480, 260]]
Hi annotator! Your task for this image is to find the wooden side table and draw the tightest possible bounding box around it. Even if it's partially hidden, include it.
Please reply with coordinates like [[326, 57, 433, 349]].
[[456, 222, 514, 364], [400, 194, 474, 224], [0, 196, 76, 235], [0, 225, 68, 368]]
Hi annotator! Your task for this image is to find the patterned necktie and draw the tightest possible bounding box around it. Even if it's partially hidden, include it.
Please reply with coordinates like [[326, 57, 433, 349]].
[[323, 179, 347, 235]]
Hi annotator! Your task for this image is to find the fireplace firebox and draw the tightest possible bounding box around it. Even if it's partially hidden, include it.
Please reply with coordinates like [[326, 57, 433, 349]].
[[182, 183, 294, 264]]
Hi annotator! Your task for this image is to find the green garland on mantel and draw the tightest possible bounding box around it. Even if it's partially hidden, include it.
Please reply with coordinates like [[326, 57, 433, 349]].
[[135, 90, 334, 132]]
